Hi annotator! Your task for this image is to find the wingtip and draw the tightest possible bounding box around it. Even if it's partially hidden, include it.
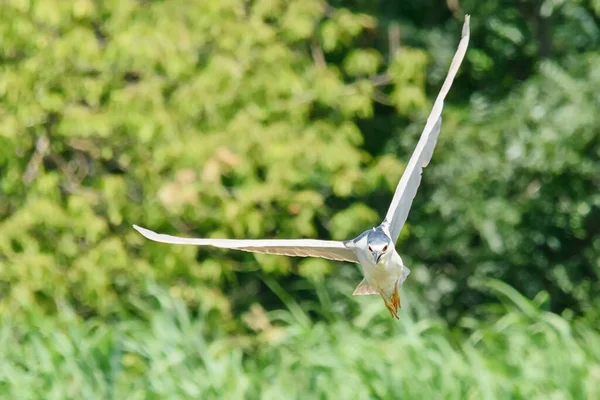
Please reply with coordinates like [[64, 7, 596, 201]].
[[462, 15, 471, 37], [132, 224, 152, 238]]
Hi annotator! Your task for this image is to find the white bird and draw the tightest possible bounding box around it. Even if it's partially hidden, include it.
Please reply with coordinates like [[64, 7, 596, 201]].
[[134, 16, 470, 319]]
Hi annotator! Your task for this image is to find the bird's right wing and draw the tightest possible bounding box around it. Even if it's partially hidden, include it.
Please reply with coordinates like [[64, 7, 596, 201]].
[[133, 225, 359, 263], [383, 15, 470, 244]]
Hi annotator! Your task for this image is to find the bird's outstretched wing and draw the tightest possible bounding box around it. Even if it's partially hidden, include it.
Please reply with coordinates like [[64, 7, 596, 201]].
[[133, 225, 359, 263], [383, 15, 471, 244]]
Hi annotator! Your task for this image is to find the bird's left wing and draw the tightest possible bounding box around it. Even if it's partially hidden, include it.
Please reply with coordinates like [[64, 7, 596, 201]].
[[383, 15, 471, 244], [133, 225, 359, 263]]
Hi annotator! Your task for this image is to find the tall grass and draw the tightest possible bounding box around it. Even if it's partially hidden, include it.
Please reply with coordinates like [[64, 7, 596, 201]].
[[0, 280, 598, 399]]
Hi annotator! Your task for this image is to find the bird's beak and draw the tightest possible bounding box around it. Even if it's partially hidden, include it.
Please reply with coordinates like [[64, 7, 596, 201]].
[[373, 252, 382, 264]]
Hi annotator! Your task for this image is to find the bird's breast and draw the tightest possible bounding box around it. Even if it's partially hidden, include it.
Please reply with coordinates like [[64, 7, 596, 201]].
[[358, 251, 404, 296]]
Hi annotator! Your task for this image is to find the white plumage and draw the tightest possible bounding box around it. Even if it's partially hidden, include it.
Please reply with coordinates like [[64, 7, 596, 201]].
[[133, 225, 359, 263]]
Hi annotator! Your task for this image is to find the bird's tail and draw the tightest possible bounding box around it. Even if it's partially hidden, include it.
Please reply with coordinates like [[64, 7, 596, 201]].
[[352, 278, 379, 296]]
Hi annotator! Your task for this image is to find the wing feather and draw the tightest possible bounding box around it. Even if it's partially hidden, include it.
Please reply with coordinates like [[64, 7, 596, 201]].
[[133, 225, 359, 263], [384, 15, 470, 244]]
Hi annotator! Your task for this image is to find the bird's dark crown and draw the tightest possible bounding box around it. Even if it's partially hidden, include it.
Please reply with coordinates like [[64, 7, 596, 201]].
[[343, 225, 391, 248], [366, 226, 391, 246]]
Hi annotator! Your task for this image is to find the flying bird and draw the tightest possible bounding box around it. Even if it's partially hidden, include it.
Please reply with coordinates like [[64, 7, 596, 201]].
[[134, 16, 470, 319]]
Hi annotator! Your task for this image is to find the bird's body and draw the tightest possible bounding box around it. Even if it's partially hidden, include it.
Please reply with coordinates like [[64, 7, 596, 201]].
[[133, 16, 471, 319], [347, 226, 408, 298], [360, 251, 404, 298]]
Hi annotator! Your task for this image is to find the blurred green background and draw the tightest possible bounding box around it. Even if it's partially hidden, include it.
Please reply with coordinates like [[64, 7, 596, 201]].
[[1, 0, 600, 398]]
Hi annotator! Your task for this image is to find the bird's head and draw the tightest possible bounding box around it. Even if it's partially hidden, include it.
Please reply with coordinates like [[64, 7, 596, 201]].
[[367, 229, 393, 265]]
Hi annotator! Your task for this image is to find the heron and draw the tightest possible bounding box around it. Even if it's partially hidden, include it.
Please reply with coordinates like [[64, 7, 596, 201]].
[[134, 16, 470, 319]]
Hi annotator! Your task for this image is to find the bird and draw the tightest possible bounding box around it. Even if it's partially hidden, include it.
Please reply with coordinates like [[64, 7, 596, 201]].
[[133, 16, 470, 319]]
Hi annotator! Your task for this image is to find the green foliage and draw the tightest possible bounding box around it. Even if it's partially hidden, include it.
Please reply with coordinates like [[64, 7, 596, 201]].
[[1, 284, 599, 399], [410, 53, 600, 320], [0, 0, 427, 318], [1, 0, 600, 397]]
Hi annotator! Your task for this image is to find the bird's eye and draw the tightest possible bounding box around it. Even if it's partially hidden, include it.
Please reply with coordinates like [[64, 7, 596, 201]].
[[368, 246, 373, 252], [383, 245, 388, 252]]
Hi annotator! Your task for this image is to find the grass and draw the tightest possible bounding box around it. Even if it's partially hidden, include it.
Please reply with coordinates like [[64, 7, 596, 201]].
[[0, 280, 598, 399]]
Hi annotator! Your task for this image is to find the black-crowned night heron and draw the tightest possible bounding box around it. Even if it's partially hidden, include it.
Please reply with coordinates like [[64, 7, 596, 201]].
[[134, 16, 471, 319]]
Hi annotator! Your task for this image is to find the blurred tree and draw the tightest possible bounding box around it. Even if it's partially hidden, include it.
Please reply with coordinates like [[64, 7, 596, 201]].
[[0, 0, 426, 321], [0, 0, 598, 325], [407, 54, 600, 322]]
